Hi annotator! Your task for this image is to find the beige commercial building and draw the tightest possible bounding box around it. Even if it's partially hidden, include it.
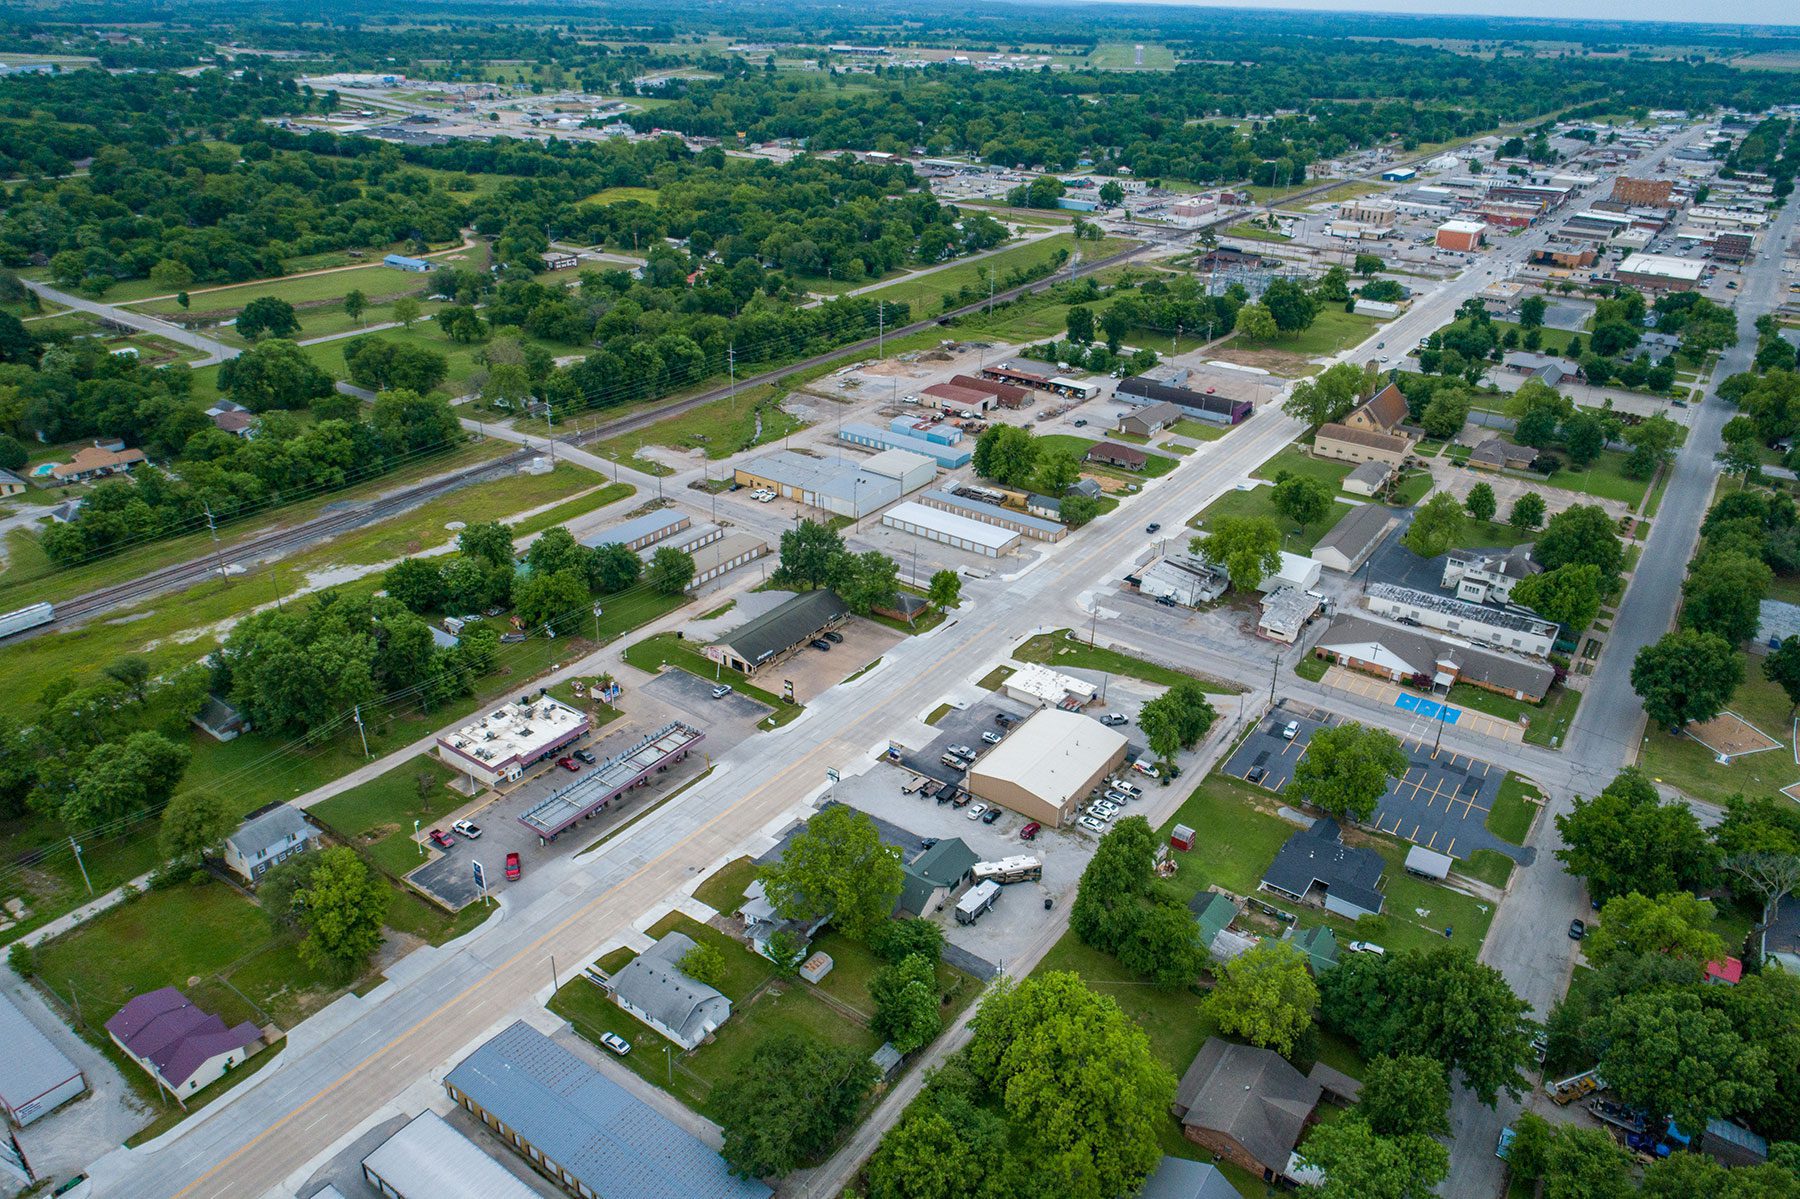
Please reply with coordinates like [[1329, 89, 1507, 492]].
[[968, 710, 1128, 828]]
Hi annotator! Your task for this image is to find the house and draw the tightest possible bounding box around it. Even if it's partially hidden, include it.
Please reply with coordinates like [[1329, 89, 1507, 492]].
[[1312, 504, 1395, 575], [0, 469, 25, 497], [705, 590, 849, 676], [209, 409, 257, 438], [871, 591, 930, 625], [1171, 1037, 1356, 1182], [605, 932, 731, 1050], [104, 988, 261, 1100], [1187, 891, 1238, 958], [1764, 894, 1800, 974], [50, 444, 147, 484], [1283, 925, 1340, 975], [190, 694, 250, 742], [221, 803, 320, 883], [1467, 438, 1536, 472], [738, 877, 830, 959], [1311, 613, 1556, 702], [1443, 545, 1540, 604], [1342, 460, 1394, 496], [897, 837, 978, 916], [540, 251, 579, 271], [1704, 957, 1744, 986], [1261, 819, 1385, 921], [1139, 1156, 1242, 1199], [383, 253, 435, 272], [1365, 583, 1558, 658], [1086, 442, 1149, 471], [1118, 401, 1185, 438]]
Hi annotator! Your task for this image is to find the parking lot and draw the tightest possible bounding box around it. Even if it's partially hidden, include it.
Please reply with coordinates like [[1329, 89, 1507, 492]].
[[1222, 706, 1525, 863]]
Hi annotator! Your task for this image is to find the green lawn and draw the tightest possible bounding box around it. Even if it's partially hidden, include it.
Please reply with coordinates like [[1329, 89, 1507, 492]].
[[1259, 309, 1384, 358], [1192, 486, 1352, 556], [1445, 682, 1582, 749], [977, 665, 1015, 691], [308, 755, 465, 879], [1487, 774, 1542, 845], [1253, 446, 1355, 492], [583, 186, 659, 205], [624, 632, 800, 727], [1638, 671, 1796, 808], [1225, 222, 1291, 244], [926, 702, 954, 726], [593, 389, 808, 472], [1033, 433, 1179, 479], [132, 265, 432, 316], [693, 856, 760, 913], [1167, 418, 1228, 442], [1542, 450, 1651, 508], [856, 234, 1134, 314], [1012, 630, 1242, 693]]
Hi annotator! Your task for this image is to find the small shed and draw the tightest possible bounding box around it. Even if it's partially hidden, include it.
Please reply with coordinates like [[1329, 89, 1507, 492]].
[[1404, 845, 1454, 881], [871, 1043, 903, 1080], [799, 953, 834, 984], [1170, 824, 1196, 851]]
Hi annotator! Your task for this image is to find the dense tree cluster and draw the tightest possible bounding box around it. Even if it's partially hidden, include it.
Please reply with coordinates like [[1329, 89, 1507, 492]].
[[1070, 817, 1207, 990]]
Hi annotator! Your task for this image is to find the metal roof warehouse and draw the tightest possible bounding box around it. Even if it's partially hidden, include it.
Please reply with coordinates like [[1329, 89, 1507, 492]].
[[0, 989, 85, 1126], [445, 1021, 769, 1199], [881, 501, 1021, 557], [360, 1110, 540, 1199]]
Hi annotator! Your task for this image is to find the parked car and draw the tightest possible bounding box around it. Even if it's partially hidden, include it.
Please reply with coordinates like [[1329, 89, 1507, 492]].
[[429, 828, 455, 849], [1020, 821, 1041, 840], [981, 806, 1003, 824], [950, 744, 975, 759], [1281, 721, 1300, 740], [452, 819, 482, 839], [1104, 789, 1132, 805], [600, 1032, 632, 1056], [1145, 522, 1161, 534], [810, 639, 832, 651], [557, 756, 580, 772], [823, 630, 843, 644], [1347, 940, 1386, 955], [1130, 759, 1160, 778], [500, 632, 527, 643], [967, 803, 988, 821], [711, 684, 733, 699], [1073, 418, 1088, 427], [1568, 919, 1587, 941], [1101, 712, 1128, 726], [1077, 815, 1108, 834], [994, 712, 1016, 727], [1113, 780, 1142, 798], [919, 837, 939, 850], [504, 851, 521, 881], [1247, 765, 1268, 785], [982, 730, 1003, 745], [574, 748, 597, 765]]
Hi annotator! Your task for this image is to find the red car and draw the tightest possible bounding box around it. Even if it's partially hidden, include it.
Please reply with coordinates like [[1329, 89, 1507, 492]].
[[504, 851, 521, 881], [557, 756, 580, 772], [429, 828, 455, 849], [1019, 821, 1041, 841]]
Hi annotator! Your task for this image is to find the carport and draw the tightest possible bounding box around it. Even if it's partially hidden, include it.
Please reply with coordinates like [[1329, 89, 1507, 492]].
[[516, 722, 705, 840]]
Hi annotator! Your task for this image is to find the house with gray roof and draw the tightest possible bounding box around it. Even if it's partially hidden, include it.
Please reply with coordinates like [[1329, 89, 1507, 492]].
[[704, 590, 848, 676], [1261, 819, 1385, 921], [444, 1021, 769, 1199], [1312, 613, 1555, 702], [1444, 544, 1540, 604], [605, 932, 731, 1050], [222, 803, 319, 883], [897, 837, 978, 917], [1139, 1156, 1241, 1199], [1313, 503, 1395, 574], [1172, 1038, 1331, 1183]]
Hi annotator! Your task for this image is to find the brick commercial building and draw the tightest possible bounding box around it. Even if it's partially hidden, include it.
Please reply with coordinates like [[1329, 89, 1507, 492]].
[[1611, 177, 1675, 207], [1714, 231, 1754, 263], [1435, 219, 1486, 252]]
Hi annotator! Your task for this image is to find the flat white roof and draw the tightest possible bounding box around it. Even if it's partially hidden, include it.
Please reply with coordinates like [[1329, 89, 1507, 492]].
[[1618, 252, 1706, 281], [0, 990, 82, 1119], [1438, 219, 1487, 234], [362, 1110, 541, 1199], [970, 709, 1127, 808], [859, 447, 935, 481], [1006, 661, 1098, 704], [882, 501, 1018, 550], [438, 696, 585, 769]]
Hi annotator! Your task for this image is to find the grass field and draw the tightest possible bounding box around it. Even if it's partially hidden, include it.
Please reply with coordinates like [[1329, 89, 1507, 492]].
[[857, 234, 1134, 315], [1271, 308, 1384, 357], [693, 856, 760, 913], [1012, 630, 1241, 693], [132, 265, 434, 317], [1639, 671, 1796, 808], [593, 390, 808, 472], [583, 186, 659, 205], [1544, 450, 1651, 508], [1084, 42, 1176, 69], [1193, 487, 1354, 556], [308, 755, 464, 879], [1487, 774, 1542, 845], [1031, 433, 1178, 479], [1445, 682, 1583, 749], [1225, 222, 1292, 244]]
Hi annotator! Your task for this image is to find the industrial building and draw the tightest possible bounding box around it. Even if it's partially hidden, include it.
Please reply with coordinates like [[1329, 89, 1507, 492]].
[[881, 501, 1020, 556], [1435, 219, 1486, 252], [516, 722, 705, 839], [949, 373, 1029, 408], [1611, 177, 1675, 207], [579, 511, 691, 552], [0, 990, 85, 1127], [684, 532, 768, 591], [918, 490, 1066, 541], [436, 695, 591, 788], [837, 424, 972, 469], [887, 415, 964, 446], [921, 382, 994, 412], [734, 446, 936, 516], [360, 1110, 540, 1199], [1258, 587, 1323, 644], [977, 365, 1102, 400], [1364, 583, 1557, 658], [445, 1022, 769, 1199], [967, 709, 1129, 827], [1116, 375, 1253, 425], [1615, 252, 1706, 291], [1003, 662, 1100, 710], [705, 590, 848, 676], [1135, 555, 1231, 606]]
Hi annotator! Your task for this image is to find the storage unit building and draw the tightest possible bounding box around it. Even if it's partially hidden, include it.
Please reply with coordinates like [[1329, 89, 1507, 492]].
[[361, 1110, 540, 1199], [0, 990, 85, 1127], [836, 424, 972, 469], [733, 449, 909, 517], [881, 501, 1019, 556], [968, 709, 1127, 827], [579, 511, 691, 552], [917, 490, 1066, 542], [684, 532, 768, 591], [859, 448, 938, 494]]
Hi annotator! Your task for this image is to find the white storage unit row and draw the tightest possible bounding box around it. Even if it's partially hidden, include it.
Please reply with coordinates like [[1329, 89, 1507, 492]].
[[0, 990, 85, 1127], [881, 501, 1020, 557]]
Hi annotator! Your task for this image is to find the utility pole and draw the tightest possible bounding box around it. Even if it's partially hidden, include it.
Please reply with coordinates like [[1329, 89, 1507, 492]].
[[727, 344, 737, 414], [876, 301, 884, 359], [1269, 654, 1279, 708], [545, 400, 556, 464], [550, 955, 559, 992], [354, 704, 370, 758], [202, 502, 227, 582], [1089, 602, 1098, 647], [69, 837, 92, 896]]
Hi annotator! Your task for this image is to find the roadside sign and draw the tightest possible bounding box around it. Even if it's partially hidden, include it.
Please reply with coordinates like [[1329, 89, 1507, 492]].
[[472, 861, 486, 891], [826, 768, 840, 783]]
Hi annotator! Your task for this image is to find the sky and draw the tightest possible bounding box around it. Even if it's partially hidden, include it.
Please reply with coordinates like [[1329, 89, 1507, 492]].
[[1098, 0, 1800, 27]]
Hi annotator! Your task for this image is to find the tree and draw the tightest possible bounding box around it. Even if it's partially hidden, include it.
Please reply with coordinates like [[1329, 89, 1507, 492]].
[[758, 804, 903, 942], [1071, 816, 1159, 955], [1298, 1118, 1447, 1199], [1511, 563, 1603, 631], [647, 546, 696, 595], [1263, 278, 1321, 334], [831, 550, 901, 616], [383, 556, 445, 614], [589, 542, 641, 593], [157, 790, 235, 867], [64, 730, 191, 826], [1562, 410, 1610, 468], [1291, 722, 1407, 822], [1584, 891, 1725, 970], [871, 917, 944, 966], [513, 567, 590, 635], [1554, 767, 1719, 900], [0, 434, 25, 472], [293, 847, 389, 978], [965, 973, 1172, 1198], [1065, 306, 1095, 344], [221, 338, 334, 412], [927, 569, 962, 610], [1098, 180, 1125, 207], [1624, 413, 1681, 480], [1319, 947, 1533, 1104], [1419, 387, 1472, 439], [1464, 482, 1497, 524], [1537, 504, 1624, 581], [871, 953, 941, 1052], [1059, 494, 1101, 527], [1195, 516, 1281, 590], [972, 425, 1039, 488], [773, 520, 845, 590], [1283, 362, 1364, 429], [343, 289, 367, 326], [1504, 1112, 1555, 1184], [1592, 990, 1768, 1133], [1208, 940, 1317, 1056], [1359, 1054, 1451, 1138], [865, 1105, 995, 1199], [1354, 254, 1385, 278], [1682, 551, 1772, 645], [481, 362, 533, 410], [237, 296, 300, 341], [678, 941, 727, 988], [1723, 851, 1800, 937], [525, 526, 588, 579], [457, 521, 515, 569], [1510, 492, 1546, 530], [714, 1033, 877, 1179], [1235, 301, 1279, 343], [1402, 492, 1463, 559], [1116, 899, 1208, 991], [1631, 629, 1743, 729], [1136, 681, 1218, 763], [1273, 474, 1331, 532], [392, 296, 421, 328], [1542, 1127, 1635, 1199], [1519, 294, 1548, 329]]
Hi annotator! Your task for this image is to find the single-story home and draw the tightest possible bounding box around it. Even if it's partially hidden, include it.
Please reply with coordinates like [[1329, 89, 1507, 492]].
[[1086, 442, 1149, 471], [192, 693, 251, 742], [605, 931, 732, 1050], [51, 444, 147, 484], [221, 803, 320, 883], [1187, 891, 1238, 959], [1118, 401, 1185, 438], [1261, 819, 1385, 921], [1139, 1156, 1241, 1199], [1171, 1037, 1357, 1183], [1283, 925, 1340, 975], [0, 468, 25, 497], [738, 877, 830, 959], [1342, 460, 1395, 496], [1313, 504, 1395, 575], [897, 837, 978, 917], [105, 988, 260, 1100], [1467, 438, 1536, 472]]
